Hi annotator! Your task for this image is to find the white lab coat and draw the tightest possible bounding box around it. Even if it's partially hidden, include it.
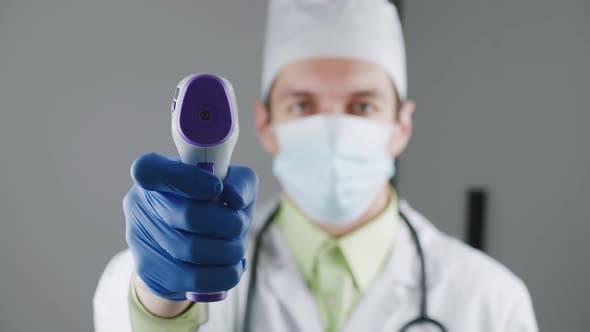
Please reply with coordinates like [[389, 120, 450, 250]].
[[94, 198, 538, 332]]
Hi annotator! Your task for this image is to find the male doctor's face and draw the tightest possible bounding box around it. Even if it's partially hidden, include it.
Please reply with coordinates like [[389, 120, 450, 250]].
[[254, 58, 416, 158]]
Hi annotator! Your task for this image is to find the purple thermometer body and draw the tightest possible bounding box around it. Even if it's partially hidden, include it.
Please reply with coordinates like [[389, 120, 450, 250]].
[[171, 73, 239, 302]]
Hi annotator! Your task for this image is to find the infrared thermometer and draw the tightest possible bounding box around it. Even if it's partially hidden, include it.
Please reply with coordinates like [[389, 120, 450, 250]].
[[171, 73, 239, 302]]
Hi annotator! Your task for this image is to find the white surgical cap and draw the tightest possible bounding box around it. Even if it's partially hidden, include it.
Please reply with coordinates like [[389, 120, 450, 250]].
[[261, 0, 407, 100]]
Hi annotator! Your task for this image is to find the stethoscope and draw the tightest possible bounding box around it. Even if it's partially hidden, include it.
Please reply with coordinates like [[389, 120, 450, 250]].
[[243, 203, 448, 332]]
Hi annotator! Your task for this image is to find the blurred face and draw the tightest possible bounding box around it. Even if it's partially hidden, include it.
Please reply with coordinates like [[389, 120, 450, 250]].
[[255, 58, 415, 157]]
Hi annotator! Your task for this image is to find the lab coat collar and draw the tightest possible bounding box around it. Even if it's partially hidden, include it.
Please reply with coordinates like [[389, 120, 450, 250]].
[[256, 196, 440, 322], [388, 199, 440, 288], [262, 225, 325, 331]]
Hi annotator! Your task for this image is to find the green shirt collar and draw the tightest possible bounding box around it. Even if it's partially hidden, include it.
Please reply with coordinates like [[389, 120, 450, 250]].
[[276, 189, 400, 292]]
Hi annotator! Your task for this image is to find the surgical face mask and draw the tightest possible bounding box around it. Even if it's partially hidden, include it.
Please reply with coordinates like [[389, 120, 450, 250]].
[[272, 114, 396, 225]]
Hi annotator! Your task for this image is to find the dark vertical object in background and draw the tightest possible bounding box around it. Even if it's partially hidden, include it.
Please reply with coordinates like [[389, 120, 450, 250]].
[[466, 188, 488, 251], [390, 0, 488, 254]]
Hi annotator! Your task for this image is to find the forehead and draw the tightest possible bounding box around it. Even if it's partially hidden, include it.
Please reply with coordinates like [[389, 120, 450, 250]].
[[271, 58, 395, 99]]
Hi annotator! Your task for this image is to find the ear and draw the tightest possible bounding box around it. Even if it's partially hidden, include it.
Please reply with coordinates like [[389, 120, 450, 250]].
[[389, 100, 416, 157], [254, 100, 279, 155]]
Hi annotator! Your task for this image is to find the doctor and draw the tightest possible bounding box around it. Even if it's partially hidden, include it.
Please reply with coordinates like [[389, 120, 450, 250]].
[[94, 0, 538, 331]]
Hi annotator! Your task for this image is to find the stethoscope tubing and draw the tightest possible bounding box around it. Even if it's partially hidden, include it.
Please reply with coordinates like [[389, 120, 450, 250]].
[[244, 203, 447, 332]]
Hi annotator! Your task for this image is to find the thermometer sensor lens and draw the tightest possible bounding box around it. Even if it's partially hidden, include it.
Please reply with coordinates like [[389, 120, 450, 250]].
[[200, 110, 211, 121]]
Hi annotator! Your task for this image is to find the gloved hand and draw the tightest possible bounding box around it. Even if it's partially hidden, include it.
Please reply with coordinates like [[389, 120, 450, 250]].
[[123, 153, 258, 301]]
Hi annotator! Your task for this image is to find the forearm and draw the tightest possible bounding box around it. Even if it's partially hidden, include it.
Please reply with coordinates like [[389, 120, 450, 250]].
[[133, 273, 193, 317]]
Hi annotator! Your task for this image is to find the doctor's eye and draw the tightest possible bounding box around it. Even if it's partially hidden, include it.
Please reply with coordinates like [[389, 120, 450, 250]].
[[290, 101, 313, 115], [349, 102, 377, 116]]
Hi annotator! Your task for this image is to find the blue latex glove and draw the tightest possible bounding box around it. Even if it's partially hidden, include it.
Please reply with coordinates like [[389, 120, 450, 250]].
[[123, 153, 258, 301]]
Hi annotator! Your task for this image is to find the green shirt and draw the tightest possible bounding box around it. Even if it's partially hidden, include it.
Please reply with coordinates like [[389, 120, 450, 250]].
[[128, 189, 400, 331], [276, 190, 400, 331], [128, 280, 207, 332]]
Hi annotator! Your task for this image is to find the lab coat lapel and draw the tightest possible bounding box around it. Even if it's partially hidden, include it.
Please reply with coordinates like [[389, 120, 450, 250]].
[[263, 225, 324, 332], [343, 201, 431, 331], [252, 197, 436, 332]]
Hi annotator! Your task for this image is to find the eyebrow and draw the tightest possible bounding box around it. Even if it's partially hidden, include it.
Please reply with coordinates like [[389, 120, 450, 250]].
[[349, 90, 385, 100], [277, 89, 385, 100], [277, 89, 314, 100]]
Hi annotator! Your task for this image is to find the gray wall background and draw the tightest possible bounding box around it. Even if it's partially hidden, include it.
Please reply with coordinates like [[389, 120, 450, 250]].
[[0, 0, 587, 331]]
